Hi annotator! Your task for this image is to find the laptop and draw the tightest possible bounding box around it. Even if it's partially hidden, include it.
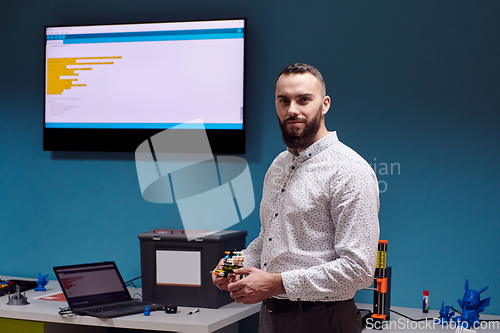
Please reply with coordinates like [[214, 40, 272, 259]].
[[53, 261, 164, 318]]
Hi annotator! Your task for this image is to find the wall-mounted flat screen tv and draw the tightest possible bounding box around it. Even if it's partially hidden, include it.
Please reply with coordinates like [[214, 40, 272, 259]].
[[44, 19, 245, 153]]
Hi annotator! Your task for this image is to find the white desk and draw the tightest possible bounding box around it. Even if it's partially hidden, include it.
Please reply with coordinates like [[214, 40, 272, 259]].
[[0, 276, 260, 333], [357, 303, 500, 332], [4, 278, 499, 333]]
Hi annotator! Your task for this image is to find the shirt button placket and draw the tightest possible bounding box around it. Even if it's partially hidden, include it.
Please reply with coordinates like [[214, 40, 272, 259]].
[[267, 158, 295, 272]]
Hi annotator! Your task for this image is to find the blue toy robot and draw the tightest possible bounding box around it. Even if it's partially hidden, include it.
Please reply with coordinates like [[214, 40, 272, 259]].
[[452, 279, 490, 329], [144, 305, 150, 316], [34, 272, 49, 292], [435, 302, 455, 325]]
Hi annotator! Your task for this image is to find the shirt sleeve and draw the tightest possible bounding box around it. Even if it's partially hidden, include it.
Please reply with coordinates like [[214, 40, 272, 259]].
[[281, 164, 380, 301], [242, 161, 278, 269], [242, 228, 263, 269]]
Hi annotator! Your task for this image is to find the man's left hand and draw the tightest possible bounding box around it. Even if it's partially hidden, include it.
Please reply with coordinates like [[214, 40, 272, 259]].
[[226, 267, 285, 304]]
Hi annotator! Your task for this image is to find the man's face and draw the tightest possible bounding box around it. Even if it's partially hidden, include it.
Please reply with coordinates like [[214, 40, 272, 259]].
[[275, 73, 330, 150]]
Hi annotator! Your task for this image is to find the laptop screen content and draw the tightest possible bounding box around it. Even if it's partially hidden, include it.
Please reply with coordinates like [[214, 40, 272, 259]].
[[55, 262, 131, 309]]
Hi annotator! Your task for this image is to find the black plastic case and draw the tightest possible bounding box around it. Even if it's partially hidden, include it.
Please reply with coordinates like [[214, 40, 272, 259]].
[[138, 229, 247, 309]]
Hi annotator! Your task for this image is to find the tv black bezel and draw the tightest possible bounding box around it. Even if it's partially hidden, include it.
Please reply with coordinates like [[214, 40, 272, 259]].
[[43, 18, 246, 154]]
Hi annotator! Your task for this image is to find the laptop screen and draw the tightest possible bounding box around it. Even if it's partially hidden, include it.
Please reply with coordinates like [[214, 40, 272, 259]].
[[54, 262, 132, 309]]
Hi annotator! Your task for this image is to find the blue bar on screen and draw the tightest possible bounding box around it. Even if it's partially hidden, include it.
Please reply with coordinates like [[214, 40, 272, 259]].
[[64, 28, 242, 39], [62, 33, 243, 44]]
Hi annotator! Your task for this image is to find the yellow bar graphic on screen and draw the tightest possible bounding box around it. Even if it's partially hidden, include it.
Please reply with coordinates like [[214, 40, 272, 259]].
[[47, 56, 122, 95]]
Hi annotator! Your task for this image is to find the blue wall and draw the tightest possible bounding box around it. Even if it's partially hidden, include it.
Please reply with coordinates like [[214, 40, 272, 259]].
[[1, 0, 499, 315]]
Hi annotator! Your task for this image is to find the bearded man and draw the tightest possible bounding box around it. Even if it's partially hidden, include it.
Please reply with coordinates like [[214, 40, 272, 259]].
[[212, 63, 380, 333]]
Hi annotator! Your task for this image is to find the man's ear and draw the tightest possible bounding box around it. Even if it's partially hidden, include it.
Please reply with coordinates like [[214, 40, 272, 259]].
[[322, 95, 331, 115]]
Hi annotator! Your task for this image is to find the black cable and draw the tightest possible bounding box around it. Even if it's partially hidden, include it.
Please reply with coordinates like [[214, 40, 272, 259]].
[[131, 293, 143, 300], [124, 276, 141, 287], [390, 309, 436, 322]]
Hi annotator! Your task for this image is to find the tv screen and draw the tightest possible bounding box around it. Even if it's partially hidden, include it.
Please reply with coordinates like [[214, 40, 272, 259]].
[[44, 19, 245, 153]]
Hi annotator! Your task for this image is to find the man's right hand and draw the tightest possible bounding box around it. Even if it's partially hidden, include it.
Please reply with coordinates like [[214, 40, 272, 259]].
[[212, 258, 237, 291]]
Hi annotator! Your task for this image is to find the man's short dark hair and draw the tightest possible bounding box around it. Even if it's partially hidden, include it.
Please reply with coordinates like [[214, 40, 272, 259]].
[[276, 63, 326, 96]]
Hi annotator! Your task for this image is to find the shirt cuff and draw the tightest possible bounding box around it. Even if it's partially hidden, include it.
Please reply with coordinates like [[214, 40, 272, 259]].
[[280, 269, 305, 301]]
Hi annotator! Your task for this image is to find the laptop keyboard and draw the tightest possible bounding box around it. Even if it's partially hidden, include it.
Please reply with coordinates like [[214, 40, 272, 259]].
[[85, 300, 148, 313]]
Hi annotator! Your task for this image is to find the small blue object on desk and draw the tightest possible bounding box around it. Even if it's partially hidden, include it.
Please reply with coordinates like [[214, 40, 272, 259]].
[[435, 302, 455, 325], [34, 272, 49, 292]]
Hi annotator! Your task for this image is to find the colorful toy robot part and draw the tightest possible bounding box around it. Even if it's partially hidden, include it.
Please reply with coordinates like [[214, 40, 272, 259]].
[[452, 279, 490, 329], [223, 251, 245, 269], [214, 269, 230, 278], [0, 281, 13, 289], [216, 250, 246, 278]]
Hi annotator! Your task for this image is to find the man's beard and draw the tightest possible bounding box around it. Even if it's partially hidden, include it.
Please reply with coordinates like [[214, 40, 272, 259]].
[[278, 107, 322, 150]]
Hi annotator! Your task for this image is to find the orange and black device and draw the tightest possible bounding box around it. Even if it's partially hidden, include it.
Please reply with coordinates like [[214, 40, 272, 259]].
[[371, 240, 391, 324]]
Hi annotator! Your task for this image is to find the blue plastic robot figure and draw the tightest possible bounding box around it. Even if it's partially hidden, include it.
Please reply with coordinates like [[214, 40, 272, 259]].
[[435, 302, 455, 325], [34, 272, 49, 291], [144, 305, 150, 316], [452, 279, 490, 329]]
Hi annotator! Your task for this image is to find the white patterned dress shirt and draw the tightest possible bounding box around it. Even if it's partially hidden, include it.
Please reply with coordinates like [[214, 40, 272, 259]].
[[243, 132, 380, 302]]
